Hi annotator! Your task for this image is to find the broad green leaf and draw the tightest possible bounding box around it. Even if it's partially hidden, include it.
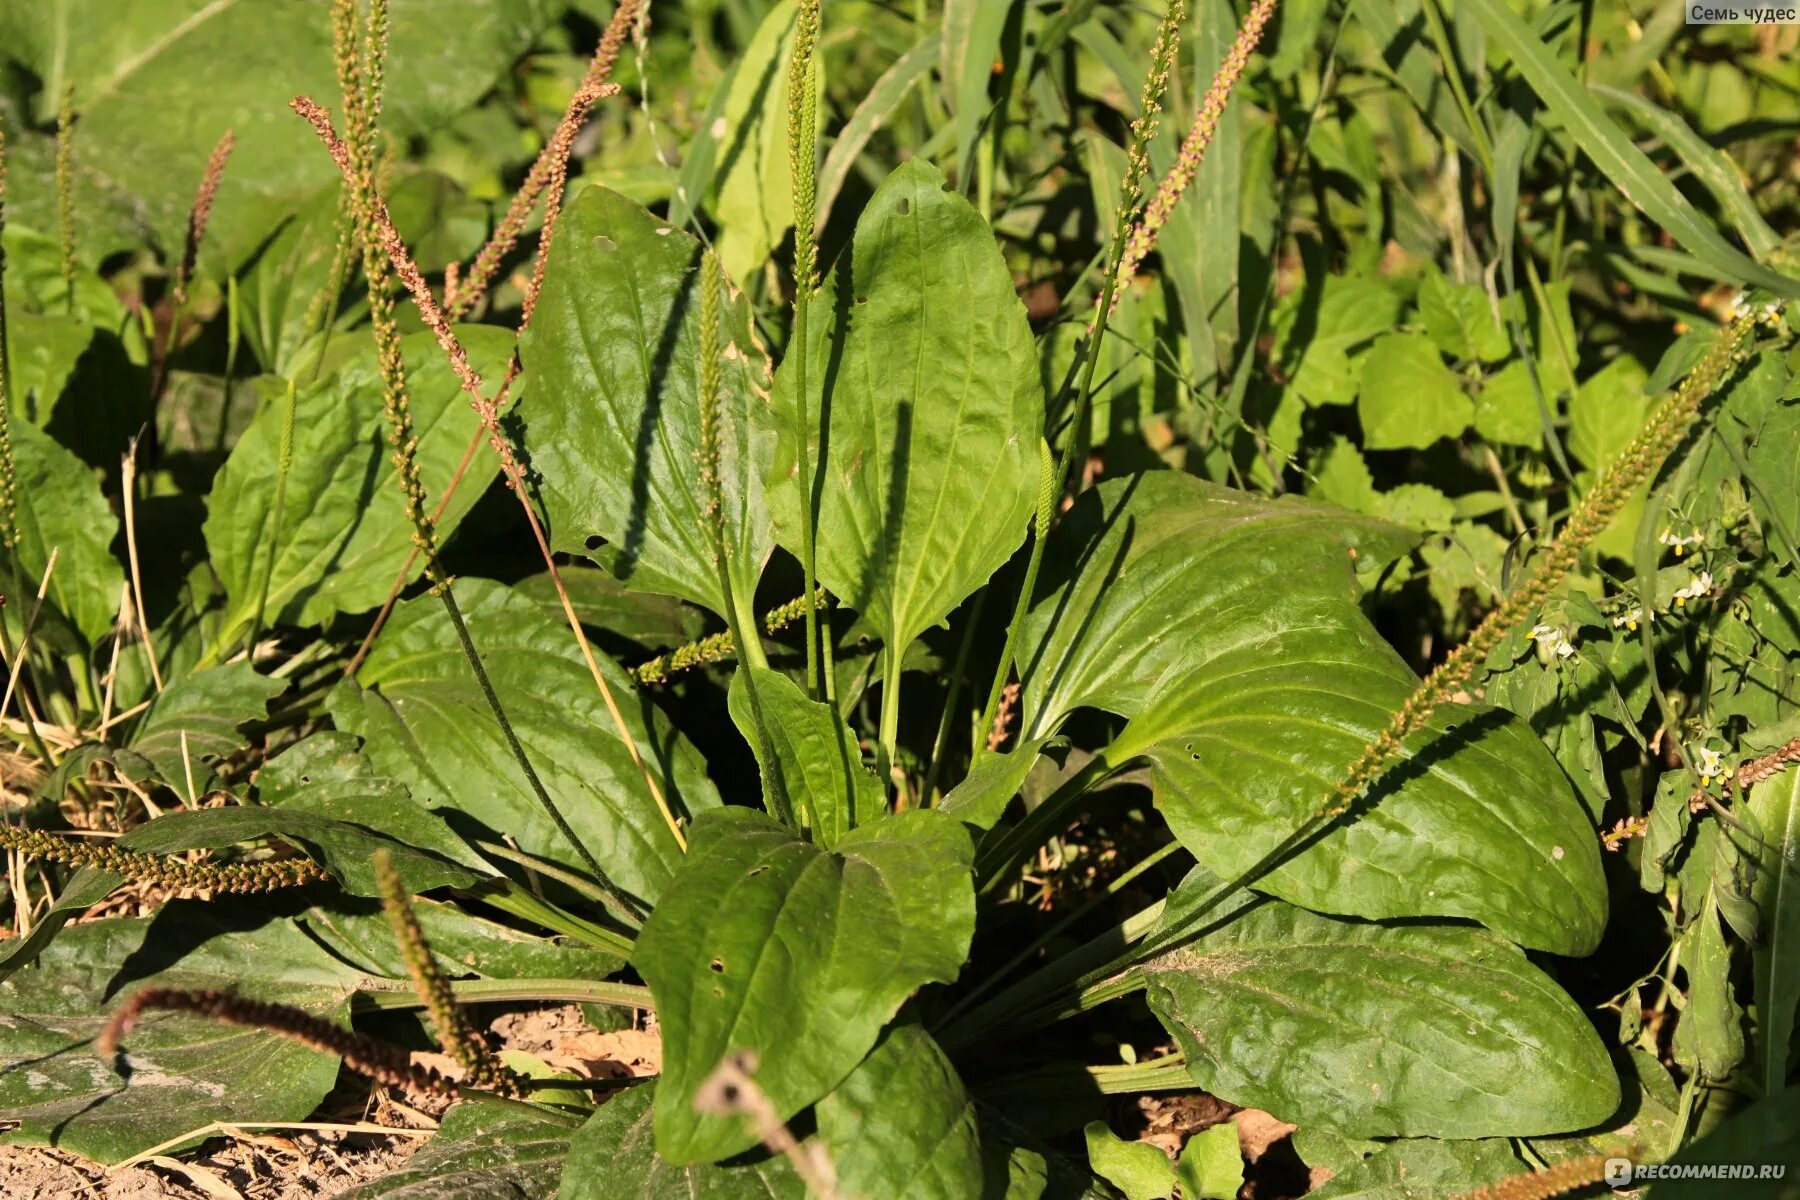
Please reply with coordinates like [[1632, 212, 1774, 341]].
[[1748, 770, 1800, 1092], [121, 661, 286, 791], [1023, 474, 1606, 954], [1272, 275, 1402, 409], [561, 1082, 805, 1199], [2, 417, 123, 646], [340, 1102, 575, 1199], [764, 158, 1041, 655], [1019, 472, 1414, 739], [1143, 890, 1621, 1138], [1357, 332, 1473, 450], [1474, 360, 1544, 448], [1175, 1123, 1243, 1200], [1569, 356, 1651, 473], [711, 1, 804, 282], [1649, 1087, 1800, 1199], [940, 738, 1054, 834], [633, 807, 975, 1163], [514, 567, 707, 657], [1673, 900, 1746, 1080], [330, 578, 719, 905], [1306, 1136, 1523, 1199], [205, 327, 509, 635], [517, 186, 772, 614], [816, 1023, 986, 1200], [728, 666, 885, 847], [0, 0, 558, 269], [1418, 268, 1509, 363], [1083, 1122, 1175, 1200], [1457, 0, 1799, 298], [0, 905, 363, 1162]]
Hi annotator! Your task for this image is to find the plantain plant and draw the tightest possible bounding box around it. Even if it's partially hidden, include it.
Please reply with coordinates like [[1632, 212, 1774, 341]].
[[1, 1, 1799, 1197]]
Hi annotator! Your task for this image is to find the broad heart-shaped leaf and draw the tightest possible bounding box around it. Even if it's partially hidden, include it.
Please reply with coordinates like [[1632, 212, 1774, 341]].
[[633, 806, 976, 1164], [815, 1022, 986, 1200], [517, 185, 773, 615], [330, 578, 719, 906], [728, 666, 885, 847], [763, 158, 1042, 655], [1021, 472, 1606, 955], [339, 1102, 575, 1200], [119, 661, 286, 791], [0, 0, 557, 270], [1356, 332, 1474, 450], [0, 904, 366, 1163], [1142, 883, 1621, 1139], [562, 1082, 805, 1199], [205, 326, 509, 636], [0, 417, 123, 647], [1018, 472, 1415, 739]]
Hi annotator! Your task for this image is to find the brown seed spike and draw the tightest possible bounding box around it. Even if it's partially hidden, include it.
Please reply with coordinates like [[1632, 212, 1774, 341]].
[[175, 129, 236, 307]]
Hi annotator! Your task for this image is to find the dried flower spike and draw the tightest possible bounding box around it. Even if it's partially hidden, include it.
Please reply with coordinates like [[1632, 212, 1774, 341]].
[[0, 118, 18, 552], [1445, 1154, 1611, 1200], [374, 850, 520, 1096], [174, 130, 236, 307], [100, 987, 457, 1100], [54, 84, 77, 312], [0, 824, 326, 892]]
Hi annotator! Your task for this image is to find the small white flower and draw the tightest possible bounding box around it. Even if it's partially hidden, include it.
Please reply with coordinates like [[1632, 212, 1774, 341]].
[[1658, 527, 1702, 556], [1611, 607, 1645, 631], [1531, 624, 1576, 660], [1672, 571, 1714, 606], [1697, 747, 1725, 780], [1727, 291, 1752, 321]]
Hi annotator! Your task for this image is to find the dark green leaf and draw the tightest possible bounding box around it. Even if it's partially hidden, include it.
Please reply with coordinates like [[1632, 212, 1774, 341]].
[[1748, 769, 1800, 1093], [0, 905, 364, 1163], [816, 1023, 986, 1200], [331, 578, 719, 905], [2, 417, 123, 646], [123, 662, 286, 791], [764, 158, 1042, 655], [340, 1101, 575, 1199], [561, 1082, 805, 1199], [518, 185, 773, 614], [1026, 474, 1605, 953], [1083, 1122, 1175, 1200], [728, 666, 885, 847], [1649, 1087, 1800, 1198], [633, 807, 975, 1163], [1143, 893, 1620, 1138], [204, 327, 510, 635]]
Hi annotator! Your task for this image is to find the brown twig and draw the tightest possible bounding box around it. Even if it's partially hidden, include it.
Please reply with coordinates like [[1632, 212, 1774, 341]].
[[694, 1051, 839, 1199]]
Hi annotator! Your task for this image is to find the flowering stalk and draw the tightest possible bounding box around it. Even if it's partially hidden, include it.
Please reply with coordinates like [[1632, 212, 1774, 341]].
[[1444, 1155, 1611, 1200], [1114, 0, 1278, 292], [787, 0, 825, 699], [0, 119, 17, 554], [294, 92, 671, 906], [374, 851, 520, 1095], [447, 0, 646, 321], [153, 129, 236, 407], [976, 0, 1187, 762], [630, 588, 825, 684], [100, 987, 459, 1100], [699, 251, 793, 828], [0, 825, 326, 892], [55, 85, 76, 315]]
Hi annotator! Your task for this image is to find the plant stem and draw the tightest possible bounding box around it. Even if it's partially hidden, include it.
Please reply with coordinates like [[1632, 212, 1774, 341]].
[[922, 588, 988, 802], [975, 753, 1122, 892], [787, 0, 824, 699], [352, 976, 654, 1012], [435, 582, 643, 925], [250, 377, 298, 649], [879, 642, 903, 801]]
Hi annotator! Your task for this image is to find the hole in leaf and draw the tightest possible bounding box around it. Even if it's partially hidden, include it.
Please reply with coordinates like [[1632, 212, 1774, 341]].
[[585, 535, 604, 551], [710, 957, 725, 973], [855, 296, 869, 305], [896, 198, 911, 216]]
